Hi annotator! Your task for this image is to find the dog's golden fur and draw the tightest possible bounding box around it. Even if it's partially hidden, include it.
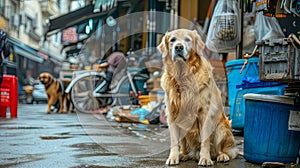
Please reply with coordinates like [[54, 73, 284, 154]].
[[158, 29, 238, 166], [39, 72, 73, 114]]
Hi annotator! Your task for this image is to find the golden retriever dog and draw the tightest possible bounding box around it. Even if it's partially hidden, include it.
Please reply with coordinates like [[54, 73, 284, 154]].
[[157, 29, 238, 166], [39, 72, 73, 114]]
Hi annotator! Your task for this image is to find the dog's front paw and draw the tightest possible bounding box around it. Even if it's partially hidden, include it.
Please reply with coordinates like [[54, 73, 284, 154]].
[[166, 154, 179, 165], [217, 153, 230, 162], [198, 156, 214, 166]]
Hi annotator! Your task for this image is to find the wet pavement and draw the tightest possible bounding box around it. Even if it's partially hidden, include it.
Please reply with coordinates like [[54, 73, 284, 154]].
[[0, 104, 296, 168]]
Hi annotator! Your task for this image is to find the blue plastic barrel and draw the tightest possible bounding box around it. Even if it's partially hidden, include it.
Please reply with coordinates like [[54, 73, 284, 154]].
[[244, 94, 300, 164], [231, 84, 287, 129], [225, 58, 259, 124]]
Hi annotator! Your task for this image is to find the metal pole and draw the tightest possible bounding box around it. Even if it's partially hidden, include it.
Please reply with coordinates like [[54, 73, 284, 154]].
[[174, 0, 178, 29], [237, 0, 244, 59]]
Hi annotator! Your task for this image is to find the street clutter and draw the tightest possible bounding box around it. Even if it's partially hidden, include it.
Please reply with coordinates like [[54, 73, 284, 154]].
[[1, 0, 300, 167], [103, 57, 167, 126]]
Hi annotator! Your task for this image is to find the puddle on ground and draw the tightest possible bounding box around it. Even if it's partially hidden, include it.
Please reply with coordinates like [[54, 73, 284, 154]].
[[69, 143, 107, 151], [73, 152, 117, 158], [39, 135, 73, 140], [70, 166, 111, 168], [109, 123, 169, 143], [0, 154, 43, 167], [0, 126, 46, 129], [61, 124, 83, 127]]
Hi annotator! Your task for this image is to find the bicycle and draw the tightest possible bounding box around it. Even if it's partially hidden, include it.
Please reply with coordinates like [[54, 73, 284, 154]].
[[65, 60, 149, 113]]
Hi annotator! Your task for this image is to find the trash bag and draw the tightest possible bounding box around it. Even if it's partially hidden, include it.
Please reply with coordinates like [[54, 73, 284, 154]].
[[206, 0, 241, 53], [144, 102, 164, 124], [131, 108, 150, 121], [254, 12, 285, 40]]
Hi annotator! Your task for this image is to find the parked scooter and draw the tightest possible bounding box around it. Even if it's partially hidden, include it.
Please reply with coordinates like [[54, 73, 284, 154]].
[[22, 85, 33, 104], [22, 79, 47, 104]]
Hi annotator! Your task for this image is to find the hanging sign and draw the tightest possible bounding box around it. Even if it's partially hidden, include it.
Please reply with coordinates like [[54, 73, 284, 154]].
[[62, 27, 78, 43]]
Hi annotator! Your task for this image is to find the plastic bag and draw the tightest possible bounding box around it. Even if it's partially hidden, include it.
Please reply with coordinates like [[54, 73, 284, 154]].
[[254, 12, 285, 40], [206, 0, 241, 53]]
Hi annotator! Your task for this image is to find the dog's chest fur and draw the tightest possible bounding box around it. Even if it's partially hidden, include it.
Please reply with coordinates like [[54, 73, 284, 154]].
[[45, 79, 62, 96]]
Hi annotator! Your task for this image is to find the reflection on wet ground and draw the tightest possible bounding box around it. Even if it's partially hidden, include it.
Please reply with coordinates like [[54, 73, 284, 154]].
[[0, 104, 297, 168]]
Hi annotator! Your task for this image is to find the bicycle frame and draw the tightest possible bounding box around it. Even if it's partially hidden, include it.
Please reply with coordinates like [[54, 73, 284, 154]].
[[92, 71, 139, 98], [65, 71, 106, 94], [65, 70, 141, 99]]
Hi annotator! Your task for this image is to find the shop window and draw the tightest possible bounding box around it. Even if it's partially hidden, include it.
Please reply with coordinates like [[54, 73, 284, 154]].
[[8, 1, 19, 29], [25, 17, 32, 33], [52, 32, 62, 47]]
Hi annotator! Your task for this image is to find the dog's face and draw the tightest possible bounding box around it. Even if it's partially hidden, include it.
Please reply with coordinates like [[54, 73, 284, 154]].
[[158, 29, 204, 62], [39, 72, 53, 85]]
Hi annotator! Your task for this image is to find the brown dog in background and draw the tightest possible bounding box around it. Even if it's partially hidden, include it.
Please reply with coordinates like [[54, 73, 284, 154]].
[[158, 29, 238, 166], [39, 72, 73, 114]]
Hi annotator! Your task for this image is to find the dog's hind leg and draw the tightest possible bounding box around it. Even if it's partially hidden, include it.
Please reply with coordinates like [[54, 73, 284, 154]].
[[63, 95, 67, 113], [179, 137, 189, 161], [57, 95, 64, 113], [66, 94, 73, 113], [214, 123, 238, 162]]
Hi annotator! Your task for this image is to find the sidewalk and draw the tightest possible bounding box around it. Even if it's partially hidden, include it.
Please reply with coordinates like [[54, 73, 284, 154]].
[[0, 104, 261, 168]]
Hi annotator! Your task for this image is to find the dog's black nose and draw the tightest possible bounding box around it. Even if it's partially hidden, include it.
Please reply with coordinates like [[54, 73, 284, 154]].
[[175, 44, 184, 52]]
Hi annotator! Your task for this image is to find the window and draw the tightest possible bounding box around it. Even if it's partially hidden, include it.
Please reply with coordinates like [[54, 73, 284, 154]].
[[52, 32, 62, 47], [25, 16, 32, 33], [8, 0, 19, 28]]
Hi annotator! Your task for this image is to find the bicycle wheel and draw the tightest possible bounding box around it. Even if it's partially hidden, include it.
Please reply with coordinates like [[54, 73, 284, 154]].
[[115, 74, 148, 106], [71, 74, 105, 113], [115, 77, 132, 106]]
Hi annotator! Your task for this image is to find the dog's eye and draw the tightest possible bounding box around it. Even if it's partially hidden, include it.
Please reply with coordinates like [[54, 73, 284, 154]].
[[170, 37, 176, 42], [184, 37, 191, 42]]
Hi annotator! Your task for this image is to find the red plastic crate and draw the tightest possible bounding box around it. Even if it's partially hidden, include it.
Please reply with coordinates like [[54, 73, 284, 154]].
[[0, 75, 18, 118], [0, 88, 10, 106]]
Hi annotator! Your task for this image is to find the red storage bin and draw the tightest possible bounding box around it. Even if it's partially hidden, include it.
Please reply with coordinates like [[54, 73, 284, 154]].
[[0, 75, 18, 118]]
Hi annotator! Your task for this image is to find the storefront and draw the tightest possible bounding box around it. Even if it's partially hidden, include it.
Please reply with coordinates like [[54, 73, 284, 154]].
[[8, 39, 44, 87], [45, 2, 116, 72], [45, 0, 169, 71]]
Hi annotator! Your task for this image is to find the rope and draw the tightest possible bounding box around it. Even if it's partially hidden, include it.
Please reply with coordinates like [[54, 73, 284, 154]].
[[288, 33, 300, 51], [239, 44, 258, 74]]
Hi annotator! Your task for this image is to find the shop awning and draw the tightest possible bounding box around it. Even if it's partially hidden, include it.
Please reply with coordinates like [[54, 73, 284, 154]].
[[9, 39, 44, 63], [39, 47, 64, 63], [46, 4, 115, 35]]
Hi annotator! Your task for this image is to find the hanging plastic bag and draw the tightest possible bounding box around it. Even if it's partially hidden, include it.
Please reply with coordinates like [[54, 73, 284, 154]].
[[206, 0, 241, 53], [254, 12, 285, 40]]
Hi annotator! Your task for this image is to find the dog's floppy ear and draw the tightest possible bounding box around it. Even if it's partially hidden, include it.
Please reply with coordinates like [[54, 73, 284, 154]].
[[157, 32, 169, 55], [193, 30, 204, 57]]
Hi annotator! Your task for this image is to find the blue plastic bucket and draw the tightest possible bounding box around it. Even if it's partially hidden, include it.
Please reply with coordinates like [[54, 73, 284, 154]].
[[231, 84, 287, 129], [225, 58, 259, 115], [244, 94, 300, 163]]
